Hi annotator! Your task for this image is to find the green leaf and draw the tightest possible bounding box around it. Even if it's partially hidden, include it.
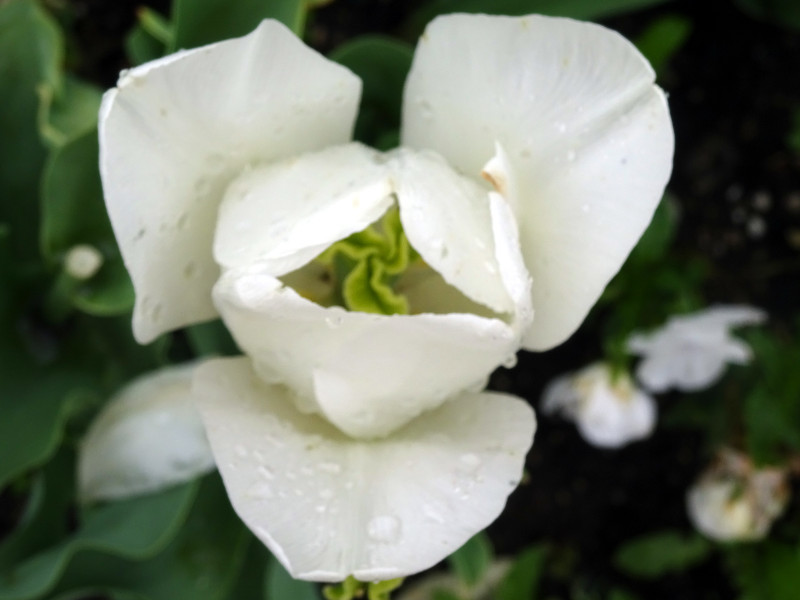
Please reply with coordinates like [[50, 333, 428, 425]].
[[432, 591, 462, 600], [0, 451, 75, 570], [402, 0, 672, 39], [613, 530, 711, 579], [0, 384, 94, 490], [726, 543, 800, 600], [138, 6, 174, 46], [0, 0, 63, 260], [186, 320, 241, 358], [734, 0, 800, 30], [496, 545, 548, 600], [170, 0, 307, 51], [0, 481, 198, 600], [38, 76, 103, 148], [265, 555, 319, 600], [634, 16, 691, 76], [40, 128, 134, 315], [329, 37, 414, 147], [126, 23, 167, 66], [628, 194, 679, 265], [447, 532, 493, 588]]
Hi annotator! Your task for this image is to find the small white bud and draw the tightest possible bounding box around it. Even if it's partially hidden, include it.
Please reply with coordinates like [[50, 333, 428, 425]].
[[65, 244, 104, 280]]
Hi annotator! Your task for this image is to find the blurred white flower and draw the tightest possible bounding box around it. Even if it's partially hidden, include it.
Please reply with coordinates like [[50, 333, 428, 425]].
[[542, 363, 656, 448], [99, 13, 672, 581], [627, 305, 766, 393], [687, 449, 789, 542], [78, 363, 215, 502]]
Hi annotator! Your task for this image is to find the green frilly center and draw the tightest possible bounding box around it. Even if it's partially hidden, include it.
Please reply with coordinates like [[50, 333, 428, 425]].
[[315, 206, 418, 316]]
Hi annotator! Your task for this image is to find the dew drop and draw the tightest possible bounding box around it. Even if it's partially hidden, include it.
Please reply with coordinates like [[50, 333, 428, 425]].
[[324, 315, 343, 329], [423, 504, 445, 524], [150, 302, 163, 323], [319, 488, 334, 500], [555, 121, 566, 133], [367, 515, 402, 543], [318, 461, 342, 474], [566, 150, 576, 162], [234, 444, 248, 458], [418, 99, 433, 120], [248, 481, 274, 500], [459, 453, 482, 473], [258, 465, 275, 480], [483, 260, 498, 275]]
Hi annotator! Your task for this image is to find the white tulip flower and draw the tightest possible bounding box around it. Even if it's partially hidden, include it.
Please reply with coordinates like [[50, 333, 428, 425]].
[[78, 363, 215, 502], [627, 305, 766, 393], [99, 14, 672, 581], [687, 449, 789, 542], [542, 363, 656, 448]]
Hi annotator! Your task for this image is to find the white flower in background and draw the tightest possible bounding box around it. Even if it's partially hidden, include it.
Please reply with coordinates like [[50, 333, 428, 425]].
[[627, 305, 766, 393], [99, 14, 672, 581], [542, 363, 656, 448], [687, 449, 789, 542], [78, 363, 215, 502]]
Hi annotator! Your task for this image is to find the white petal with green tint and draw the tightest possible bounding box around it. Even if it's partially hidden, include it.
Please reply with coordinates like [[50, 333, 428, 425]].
[[193, 357, 535, 581], [214, 143, 394, 276], [99, 20, 361, 343], [78, 363, 214, 502], [212, 267, 521, 439], [402, 13, 673, 351]]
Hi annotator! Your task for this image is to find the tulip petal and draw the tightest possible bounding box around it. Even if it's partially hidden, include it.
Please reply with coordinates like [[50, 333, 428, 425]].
[[212, 267, 520, 438], [99, 20, 361, 343], [214, 143, 395, 276], [78, 363, 215, 502], [402, 14, 673, 350], [387, 148, 515, 314], [193, 357, 535, 581]]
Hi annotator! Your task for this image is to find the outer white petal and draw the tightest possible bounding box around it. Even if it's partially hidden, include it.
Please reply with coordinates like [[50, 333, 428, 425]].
[[78, 363, 214, 502], [212, 268, 521, 438], [99, 20, 361, 343], [402, 14, 674, 350], [193, 357, 536, 582], [214, 143, 394, 275]]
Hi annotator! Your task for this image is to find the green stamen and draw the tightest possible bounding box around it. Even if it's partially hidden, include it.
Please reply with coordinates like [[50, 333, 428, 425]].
[[317, 206, 418, 316]]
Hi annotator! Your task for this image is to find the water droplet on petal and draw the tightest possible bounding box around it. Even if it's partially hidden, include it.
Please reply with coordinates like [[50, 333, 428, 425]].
[[318, 461, 342, 474], [235, 444, 248, 458], [367, 515, 402, 543], [248, 481, 274, 500], [423, 504, 445, 524], [459, 453, 482, 472]]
